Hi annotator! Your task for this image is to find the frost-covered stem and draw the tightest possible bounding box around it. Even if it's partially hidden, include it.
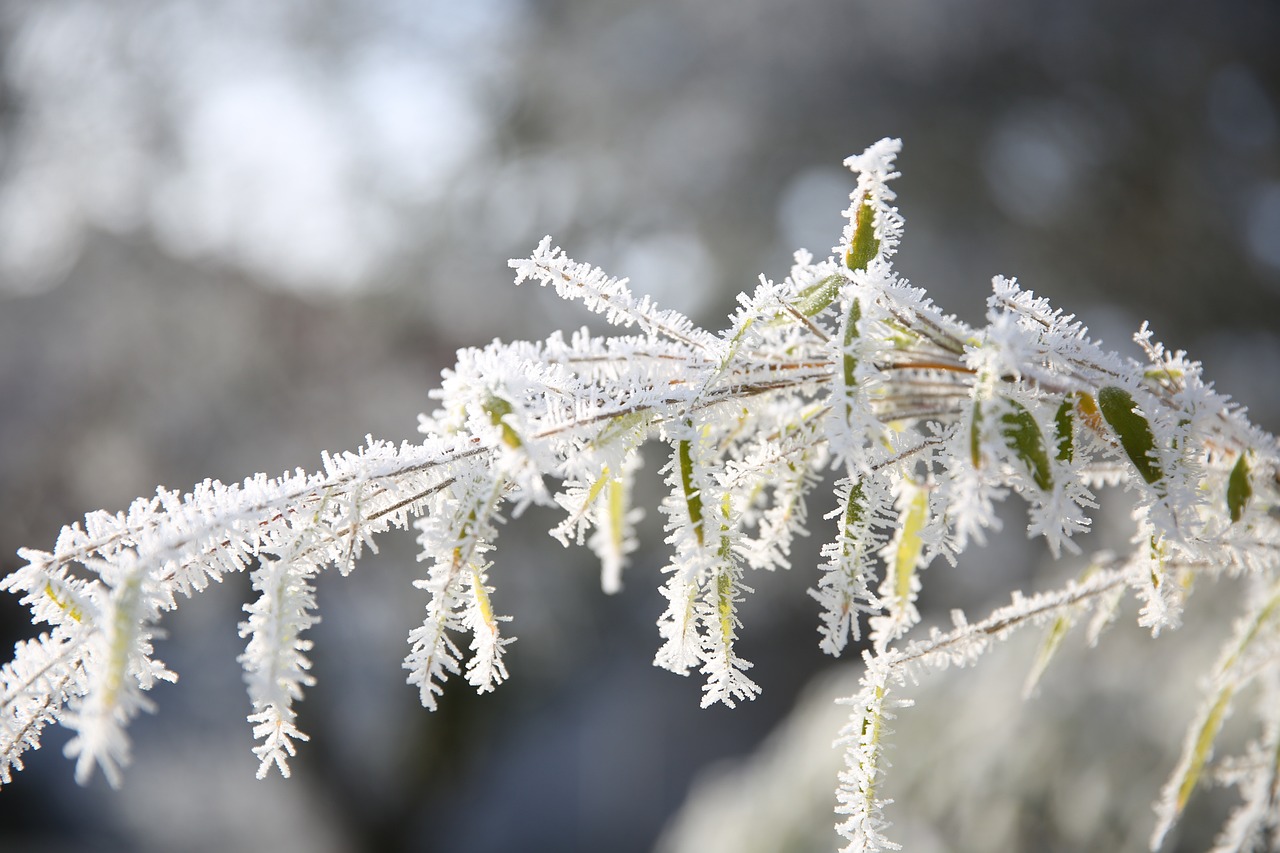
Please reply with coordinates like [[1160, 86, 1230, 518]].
[[890, 560, 1136, 670], [239, 555, 320, 779], [836, 663, 902, 852], [1, 137, 1278, 853], [62, 551, 174, 787], [0, 635, 85, 784]]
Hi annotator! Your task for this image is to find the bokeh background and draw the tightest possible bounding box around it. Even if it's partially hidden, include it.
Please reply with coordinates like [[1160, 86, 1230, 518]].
[[1, 1, 1278, 851]]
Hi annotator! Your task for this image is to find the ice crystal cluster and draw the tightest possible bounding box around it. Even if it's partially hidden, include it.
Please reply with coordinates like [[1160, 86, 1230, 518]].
[[3, 139, 1279, 851]]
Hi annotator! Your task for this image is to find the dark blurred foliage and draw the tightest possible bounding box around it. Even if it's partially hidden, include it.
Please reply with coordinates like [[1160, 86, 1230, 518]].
[[0, 1, 1277, 851]]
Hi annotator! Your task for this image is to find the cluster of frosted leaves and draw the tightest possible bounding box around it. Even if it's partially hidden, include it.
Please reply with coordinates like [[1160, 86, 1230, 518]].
[[3, 139, 1279, 853], [1, 439, 458, 784]]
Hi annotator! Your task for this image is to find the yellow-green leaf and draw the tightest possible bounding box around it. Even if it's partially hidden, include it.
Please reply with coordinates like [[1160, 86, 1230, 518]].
[[859, 684, 888, 803], [469, 565, 497, 630], [44, 582, 83, 623], [581, 465, 612, 510], [678, 438, 704, 546], [483, 395, 523, 449], [607, 476, 626, 556], [795, 274, 843, 317], [719, 316, 757, 373], [715, 568, 734, 642], [970, 400, 983, 468], [592, 411, 649, 449], [894, 487, 928, 610]]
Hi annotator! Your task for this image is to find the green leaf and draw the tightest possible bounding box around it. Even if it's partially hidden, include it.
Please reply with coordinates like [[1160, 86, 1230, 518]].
[[972, 398, 1055, 491], [842, 297, 861, 397], [1000, 400, 1054, 492], [795, 274, 843, 317], [1227, 452, 1252, 524], [1097, 387, 1163, 487], [841, 480, 865, 553], [845, 199, 880, 272], [1054, 397, 1074, 463]]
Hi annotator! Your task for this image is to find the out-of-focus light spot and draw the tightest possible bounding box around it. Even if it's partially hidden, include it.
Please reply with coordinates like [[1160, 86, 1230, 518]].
[[482, 154, 585, 248], [150, 69, 384, 292], [777, 167, 851, 256], [640, 97, 750, 199], [346, 48, 488, 202], [1245, 183, 1280, 276], [0, 3, 149, 294], [599, 7, 695, 94], [617, 232, 717, 321], [1199, 329, 1280, 429], [1208, 64, 1277, 152], [0, 176, 82, 295], [982, 103, 1098, 228], [0, 1, 507, 297]]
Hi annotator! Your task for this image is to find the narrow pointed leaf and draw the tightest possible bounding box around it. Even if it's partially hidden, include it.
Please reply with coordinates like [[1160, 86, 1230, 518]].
[[796, 274, 843, 317], [1227, 452, 1252, 524], [678, 438, 704, 547]]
